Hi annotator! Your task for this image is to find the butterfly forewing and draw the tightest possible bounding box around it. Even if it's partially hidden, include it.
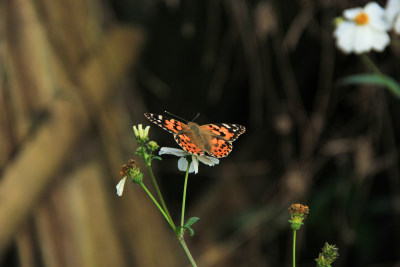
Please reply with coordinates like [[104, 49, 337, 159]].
[[200, 123, 246, 141], [144, 113, 187, 134]]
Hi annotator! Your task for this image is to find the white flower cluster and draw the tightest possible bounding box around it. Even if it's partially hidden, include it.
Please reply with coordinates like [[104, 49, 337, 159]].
[[334, 0, 400, 54]]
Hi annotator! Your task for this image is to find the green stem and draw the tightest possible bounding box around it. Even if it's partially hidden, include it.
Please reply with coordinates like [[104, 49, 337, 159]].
[[293, 229, 297, 267], [179, 239, 197, 267], [139, 144, 197, 266], [141, 145, 175, 229], [139, 182, 174, 229], [360, 54, 382, 75], [147, 164, 175, 228], [180, 160, 191, 237], [178, 158, 197, 266]]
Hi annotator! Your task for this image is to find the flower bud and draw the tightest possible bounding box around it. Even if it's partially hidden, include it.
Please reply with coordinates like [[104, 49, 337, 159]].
[[147, 141, 159, 151], [333, 16, 344, 27], [315, 243, 339, 267], [133, 124, 150, 141]]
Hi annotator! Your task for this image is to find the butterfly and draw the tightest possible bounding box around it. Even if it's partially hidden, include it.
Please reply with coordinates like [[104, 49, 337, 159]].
[[144, 113, 246, 158]]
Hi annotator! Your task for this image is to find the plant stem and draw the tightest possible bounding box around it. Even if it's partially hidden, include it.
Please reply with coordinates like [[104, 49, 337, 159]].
[[360, 54, 382, 75], [179, 239, 197, 267], [141, 145, 175, 229], [146, 164, 175, 228], [178, 158, 198, 266], [180, 162, 191, 237], [139, 145, 197, 266], [139, 182, 174, 229], [293, 229, 297, 267]]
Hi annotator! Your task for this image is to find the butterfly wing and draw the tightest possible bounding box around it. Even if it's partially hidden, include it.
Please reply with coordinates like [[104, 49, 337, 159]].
[[145, 113, 205, 154], [174, 133, 204, 156], [200, 123, 246, 158], [144, 113, 187, 134], [145, 114, 246, 158], [207, 138, 233, 158], [200, 123, 246, 141]]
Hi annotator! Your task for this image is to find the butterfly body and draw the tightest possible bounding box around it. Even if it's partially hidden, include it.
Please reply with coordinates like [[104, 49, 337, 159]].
[[145, 113, 245, 158]]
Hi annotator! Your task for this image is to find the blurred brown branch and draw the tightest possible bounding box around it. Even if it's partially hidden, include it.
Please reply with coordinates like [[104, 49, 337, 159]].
[[0, 1, 181, 266], [0, 24, 139, 256]]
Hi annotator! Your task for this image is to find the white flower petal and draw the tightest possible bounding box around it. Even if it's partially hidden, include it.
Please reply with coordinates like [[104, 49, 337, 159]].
[[116, 177, 127, 196], [369, 16, 391, 31], [367, 2, 391, 31], [159, 147, 188, 157], [197, 155, 220, 166], [144, 126, 150, 138], [178, 157, 189, 171], [191, 155, 199, 174], [344, 7, 362, 20], [353, 26, 373, 54], [386, 0, 400, 25], [178, 157, 196, 173], [133, 125, 139, 137], [370, 28, 390, 51], [365, 2, 385, 17], [334, 22, 356, 53], [395, 15, 400, 33], [209, 157, 220, 165], [189, 162, 196, 173]]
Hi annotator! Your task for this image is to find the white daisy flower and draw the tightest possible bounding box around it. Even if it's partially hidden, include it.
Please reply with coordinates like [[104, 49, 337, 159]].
[[334, 2, 391, 54], [116, 177, 127, 196], [386, 0, 400, 34], [159, 147, 219, 174]]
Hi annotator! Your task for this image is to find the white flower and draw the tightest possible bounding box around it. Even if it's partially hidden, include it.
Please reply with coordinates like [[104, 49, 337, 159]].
[[386, 0, 400, 33], [334, 2, 391, 54], [116, 177, 127, 196], [159, 147, 219, 174]]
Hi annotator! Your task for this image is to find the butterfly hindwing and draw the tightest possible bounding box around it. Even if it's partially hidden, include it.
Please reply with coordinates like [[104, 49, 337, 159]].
[[144, 113, 187, 134], [174, 134, 204, 156], [208, 138, 233, 158]]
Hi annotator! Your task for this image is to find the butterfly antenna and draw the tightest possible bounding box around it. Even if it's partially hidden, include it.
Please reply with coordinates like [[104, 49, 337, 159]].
[[191, 113, 200, 122], [164, 111, 189, 123]]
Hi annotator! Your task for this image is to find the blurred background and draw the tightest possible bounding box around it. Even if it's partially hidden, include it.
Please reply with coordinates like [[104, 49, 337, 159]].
[[1, 0, 400, 266]]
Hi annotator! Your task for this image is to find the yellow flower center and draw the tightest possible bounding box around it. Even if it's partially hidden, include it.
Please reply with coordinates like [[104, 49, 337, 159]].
[[354, 12, 369, 25]]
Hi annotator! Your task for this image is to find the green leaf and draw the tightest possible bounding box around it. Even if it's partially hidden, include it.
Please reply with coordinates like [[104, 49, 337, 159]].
[[152, 156, 162, 161], [175, 217, 200, 237], [185, 217, 200, 228], [175, 226, 195, 236], [338, 73, 400, 98]]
